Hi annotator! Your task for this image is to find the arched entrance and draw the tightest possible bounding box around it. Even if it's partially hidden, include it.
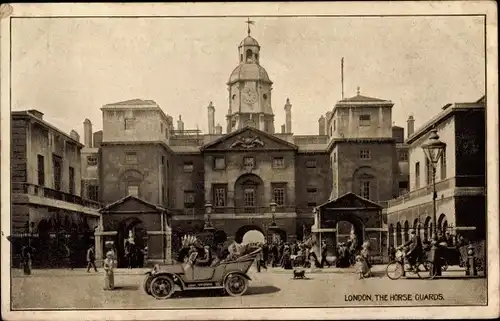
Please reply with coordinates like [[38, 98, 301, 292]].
[[269, 228, 287, 244], [423, 216, 432, 241], [438, 214, 448, 234], [323, 214, 364, 250], [403, 221, 409, 243], [235, 225, 264, 244], [396, 222, 402, 246], [116, 218, 147, 268], [388, 224, 394, 249]]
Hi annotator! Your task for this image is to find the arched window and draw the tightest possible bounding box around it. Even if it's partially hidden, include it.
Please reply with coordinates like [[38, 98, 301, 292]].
[[246, 49, 253, 62]]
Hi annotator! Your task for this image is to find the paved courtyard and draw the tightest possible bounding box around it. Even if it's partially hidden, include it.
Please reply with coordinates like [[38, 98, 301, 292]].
[[10, 265, 487, 310]]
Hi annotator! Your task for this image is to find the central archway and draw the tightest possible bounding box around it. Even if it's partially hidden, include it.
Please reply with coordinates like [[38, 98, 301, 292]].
[[234, 225, 264, 244]]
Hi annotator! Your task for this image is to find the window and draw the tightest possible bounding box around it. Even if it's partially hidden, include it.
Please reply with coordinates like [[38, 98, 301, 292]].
[[272, 184, 286, 206], [399, 151, 408, 162], [272, 157, 285, 169], [360, 180, 370, 199], [37, 155, 45, 186], [127, 185, 139, 197], [307, 187, 317, 206], [87, 185, 99, 202], [213, 184, 227, 207], [398, 181, 409, 196], [360, 149, 371, 160], [69, 167, 75, 195], [125, 152, 138, 164], [440, 148, 447, 180], [359, 114, 371, 126], [305, 159, 317, 168], [243, 156, 255, 168], [214, 157, 226, 170], [333, 152, 337, 163], [415, 162, 420, 189], [124, 118, 136, 129], [53, 155, 62, 191], [161, 185, 165, 203], [183, 162, 194, 173], [244, 188, 256, 207], [87, 156, 98, 166], [161, 156, 165, 165], [183, 191, 195, 208], [329, 126, 333, 137], [160, 123, 163, 133], [333, 120, 336, 132]]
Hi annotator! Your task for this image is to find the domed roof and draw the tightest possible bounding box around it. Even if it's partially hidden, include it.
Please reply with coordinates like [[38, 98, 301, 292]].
[[239, 36, 260, 47], [228, 63, 272, 85]]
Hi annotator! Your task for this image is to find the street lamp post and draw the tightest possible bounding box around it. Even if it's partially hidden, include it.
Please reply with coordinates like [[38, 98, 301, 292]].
[[268, 200, 278, 242], [203, 201, 215, 247], [421, 128, 446, 277]]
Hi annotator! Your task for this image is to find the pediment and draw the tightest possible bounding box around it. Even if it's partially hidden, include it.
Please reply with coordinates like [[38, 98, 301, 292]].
[[201, 127, 298, 152], [318, 192, 382, 210], [99, 195, 168, 214]]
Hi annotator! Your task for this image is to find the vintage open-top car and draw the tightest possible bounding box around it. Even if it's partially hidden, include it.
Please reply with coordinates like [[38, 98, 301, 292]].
[[143, 248, 260, 299]]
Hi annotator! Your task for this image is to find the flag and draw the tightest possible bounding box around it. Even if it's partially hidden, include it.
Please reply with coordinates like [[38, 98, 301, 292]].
[[341, 57, 345, 99]]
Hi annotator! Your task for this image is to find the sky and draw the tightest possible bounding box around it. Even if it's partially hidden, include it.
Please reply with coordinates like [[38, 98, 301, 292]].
[[10, 16, 485, 137]]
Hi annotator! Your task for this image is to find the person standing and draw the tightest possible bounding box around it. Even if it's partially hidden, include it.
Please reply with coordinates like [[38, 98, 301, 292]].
[[86, 245, 98, 272], [21, 245, 33, 275], [103, 251, 116, 290], [320, 241, 331, 268]]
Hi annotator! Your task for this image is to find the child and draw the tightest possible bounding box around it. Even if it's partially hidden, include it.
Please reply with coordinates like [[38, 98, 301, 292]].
[[103, 251, 116, 290]]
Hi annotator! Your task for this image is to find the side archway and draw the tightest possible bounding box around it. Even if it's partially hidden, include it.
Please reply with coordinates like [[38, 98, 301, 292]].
[[235, 225, 264, 244], [403, 221, 409, 243], [396, 222, 402, 246]]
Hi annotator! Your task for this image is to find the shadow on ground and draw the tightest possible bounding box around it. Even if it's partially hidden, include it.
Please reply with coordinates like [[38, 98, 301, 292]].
[[168, 285, 281, 299], [112, 285, 140, 291]]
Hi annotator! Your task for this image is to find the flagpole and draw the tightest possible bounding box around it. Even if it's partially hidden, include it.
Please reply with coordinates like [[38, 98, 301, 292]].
[[341, 57, 344, 100]]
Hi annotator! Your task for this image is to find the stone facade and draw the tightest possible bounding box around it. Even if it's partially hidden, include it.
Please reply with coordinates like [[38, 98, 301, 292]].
[[386, 98, 486, 248]]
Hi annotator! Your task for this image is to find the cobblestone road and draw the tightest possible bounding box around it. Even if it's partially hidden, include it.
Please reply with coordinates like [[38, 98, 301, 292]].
[[10, 266, 487, 310]]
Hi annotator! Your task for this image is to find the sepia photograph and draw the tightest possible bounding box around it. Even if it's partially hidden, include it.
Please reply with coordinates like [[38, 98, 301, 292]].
[[1, 2, 498, 320]]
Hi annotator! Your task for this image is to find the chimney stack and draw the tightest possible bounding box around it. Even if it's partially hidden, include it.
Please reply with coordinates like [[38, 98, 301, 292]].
[[177, 115, 184, 133], [215, 123, 222, 135], [207, 101, 215, 134], [281, 124, 286, 134], [407, 115, 415, 138], [93, 131, 103, 148], [70, 130, 80, 142], [318, 115, 326, 135], [83, 119, 93, 148], [284, 98, 292, 133]]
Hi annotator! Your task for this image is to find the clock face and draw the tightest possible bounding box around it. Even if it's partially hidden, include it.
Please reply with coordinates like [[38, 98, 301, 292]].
[[242, 87, 258, 105]]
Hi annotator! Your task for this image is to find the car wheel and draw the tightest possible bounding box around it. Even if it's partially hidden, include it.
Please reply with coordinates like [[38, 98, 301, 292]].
[[224, 274, 248, 297], [143, 275, 152, 295], [149, 275, 175, 300]]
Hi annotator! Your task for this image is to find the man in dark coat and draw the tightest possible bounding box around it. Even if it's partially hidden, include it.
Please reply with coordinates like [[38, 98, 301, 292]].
[[403, 230, 422, 269], [86, 245, 98, 272], [320, 241, 330, 268]]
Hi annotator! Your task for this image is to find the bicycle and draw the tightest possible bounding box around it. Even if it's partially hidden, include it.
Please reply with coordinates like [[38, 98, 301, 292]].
[[385, 248, 436, 280]]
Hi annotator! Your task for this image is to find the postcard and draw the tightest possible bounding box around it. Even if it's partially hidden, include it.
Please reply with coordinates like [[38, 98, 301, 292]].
[[1, 2, 498, 320]]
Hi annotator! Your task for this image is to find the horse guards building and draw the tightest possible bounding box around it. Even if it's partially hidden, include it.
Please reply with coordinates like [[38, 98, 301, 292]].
[[10, 25, 486, 268]]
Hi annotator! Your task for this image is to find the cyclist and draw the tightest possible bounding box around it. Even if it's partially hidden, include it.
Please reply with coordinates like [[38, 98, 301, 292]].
[[401, 229, 422, 271]]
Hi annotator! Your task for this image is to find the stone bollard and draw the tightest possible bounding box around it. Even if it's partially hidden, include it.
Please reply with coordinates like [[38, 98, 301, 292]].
[[465, 245, 477, 276]]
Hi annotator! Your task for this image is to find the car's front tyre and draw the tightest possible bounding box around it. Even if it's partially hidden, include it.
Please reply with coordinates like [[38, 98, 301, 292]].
[[143, 274, 153, 295], [149, 275, 175, 300], [224, 273, 248, 297]]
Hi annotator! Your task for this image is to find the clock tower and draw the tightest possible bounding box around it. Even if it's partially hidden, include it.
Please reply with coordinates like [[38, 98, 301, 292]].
[[226, 22, 275, 134]]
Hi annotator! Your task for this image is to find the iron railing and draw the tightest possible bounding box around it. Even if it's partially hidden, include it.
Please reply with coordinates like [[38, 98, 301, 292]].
[[12, 182, 102, 209], [387, 175, 484, 207]]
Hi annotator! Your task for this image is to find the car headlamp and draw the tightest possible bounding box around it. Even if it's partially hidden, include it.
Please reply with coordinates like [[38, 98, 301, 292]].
[[152, 264, 159, 273]]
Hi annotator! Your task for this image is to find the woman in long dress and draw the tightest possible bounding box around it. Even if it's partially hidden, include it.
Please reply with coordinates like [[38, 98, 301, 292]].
[[103, 251, 116, 290]]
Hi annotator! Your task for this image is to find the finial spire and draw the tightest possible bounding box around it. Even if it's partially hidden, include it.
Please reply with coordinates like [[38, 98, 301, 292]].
[[246, 17, 255, 36], [357, 86, 361, 95]]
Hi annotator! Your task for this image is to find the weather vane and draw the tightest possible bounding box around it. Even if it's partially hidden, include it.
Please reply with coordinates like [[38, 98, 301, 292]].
[[245, 17, 255, 36]]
